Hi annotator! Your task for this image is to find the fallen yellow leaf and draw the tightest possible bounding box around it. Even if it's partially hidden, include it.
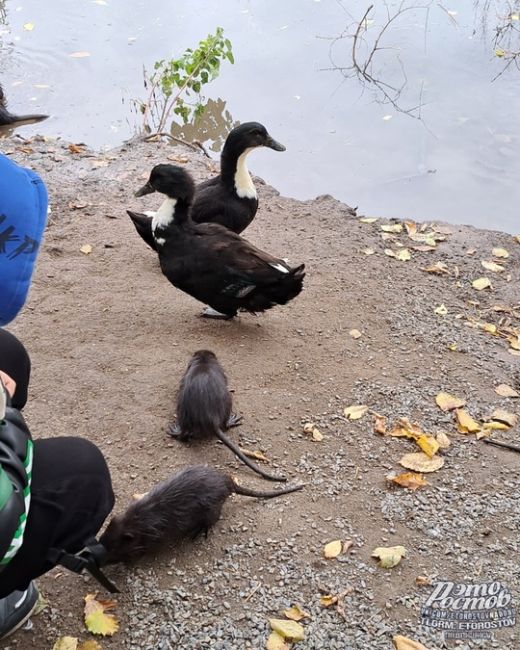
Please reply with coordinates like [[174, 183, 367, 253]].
[[268, 619, 305, 642], [302, 422, 323, 441], [495, 384, 519, 398], [53, 638, 78, 650], [404, 221, 417, 236], [435, 392, 466, 411], [515, 234, 520, 244], [323, 540, 343, 559], [361, 247, 375, 255], [509, 336, 520, 351], [415, 434, 440, 457], [481, 260, 505, 273], [396, 248, 411, 261], [384, 248, 396, 257], [455, 409, 481, 434], [80, 244, 93, 255], [492, 247, 509, 258], [482, 421, 509, 431], [79, 642, 103, 650], [23, 22, 35, 31], [84, 595, 119, 637], [320, 594, 337, 607], [472, 277, 491, 291], [434, 304, 448, 316], [381, 223, 403, 233], [447, 343, 457, 351], [393, 634, 431, 650], [399, 452, 444, 473], [349, 329, 362, 339], [387, 472, 428, 490], [283, 604, 310, 622], [359, 217, 378, 224], [343, 404, 368, 420], [372, 545, 406, 568], [266, 631, 290, 650]]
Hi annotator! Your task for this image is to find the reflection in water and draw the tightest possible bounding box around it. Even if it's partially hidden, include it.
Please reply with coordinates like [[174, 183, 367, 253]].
[[170, 97, 238, 152], [326, 0, 520, 120], [0, 1, 6, 26]]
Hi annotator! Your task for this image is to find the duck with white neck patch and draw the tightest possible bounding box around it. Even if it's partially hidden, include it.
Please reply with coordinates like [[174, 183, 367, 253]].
[[127, 164, 305, 320], [128, 121, 285, 252]]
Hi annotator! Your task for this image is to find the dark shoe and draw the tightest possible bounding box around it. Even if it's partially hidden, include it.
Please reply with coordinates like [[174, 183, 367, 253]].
[[0, 581, 39, 639]]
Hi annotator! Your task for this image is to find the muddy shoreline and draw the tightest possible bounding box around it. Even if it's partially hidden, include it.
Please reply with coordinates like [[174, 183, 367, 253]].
[[2, 133, 519, 650]]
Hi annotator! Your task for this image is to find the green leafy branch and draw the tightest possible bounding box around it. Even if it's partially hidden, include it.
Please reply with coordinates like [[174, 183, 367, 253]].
[[139, 27, 234, 135]]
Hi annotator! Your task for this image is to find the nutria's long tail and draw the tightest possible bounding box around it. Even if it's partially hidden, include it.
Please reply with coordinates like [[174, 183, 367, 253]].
[[0, 109, 48, 127], [231, 480, 305, 499], [215, 429, 288, 482]]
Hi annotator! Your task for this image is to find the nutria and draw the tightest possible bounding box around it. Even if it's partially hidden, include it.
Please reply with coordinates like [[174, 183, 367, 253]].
[[0, 83, 48, 127], [170, 350, 287, 482], [99, 465, 304, 564]]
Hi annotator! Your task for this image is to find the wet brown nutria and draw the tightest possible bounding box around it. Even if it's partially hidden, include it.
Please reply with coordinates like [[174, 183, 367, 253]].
[[99, 465, 304, 564], [170, 350, 287, 482]]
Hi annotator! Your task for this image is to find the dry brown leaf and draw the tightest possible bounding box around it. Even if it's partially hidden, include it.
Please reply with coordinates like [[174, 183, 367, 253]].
[[68, 143, 85, 154], [283, 604, 310, 622], [349, 329, 362, 339], [323, 540, 343, 559], [455, 409, 481, 434], [436, 432, 451, 449], [387, 472, 428, 490], [472, 277, 491, 291], [423, 261, 450, 275], [241, 448, 270, 463], [79, 642, 103, 650], [495, 384, 519, 398], [435, 392, 466, 411], [399, 452, 444, 473], [413, 244, 436, 252], [268, 619, 305, 642], [489, 409, 517, 427], [415, 575, 432, 586], [492, 247, 509, 258], [373, 414, 387, 434], [393, 635, 430, 650], [343, 404, 368, 420], [404, 221, 417, 236], [372, 545, 406, 568], [302, 422, 323, 441]]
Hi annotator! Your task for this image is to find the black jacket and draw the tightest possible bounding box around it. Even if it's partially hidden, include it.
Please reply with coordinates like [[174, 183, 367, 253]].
[[0, 387, 33, 570]]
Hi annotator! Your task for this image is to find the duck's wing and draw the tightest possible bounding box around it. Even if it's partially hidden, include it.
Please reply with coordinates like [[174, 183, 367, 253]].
[[191, 177, 257, 233], [193, 224, 300, 291], [127, 210, 157, 252]]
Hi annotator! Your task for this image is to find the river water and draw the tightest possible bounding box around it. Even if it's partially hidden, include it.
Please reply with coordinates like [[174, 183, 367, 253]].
[[1, 0, 519, 233]]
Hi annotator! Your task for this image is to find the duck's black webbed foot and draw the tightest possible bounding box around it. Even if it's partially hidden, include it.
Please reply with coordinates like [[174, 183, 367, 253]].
[[200, 306, 235, 320], [227, 413, 243, 429]]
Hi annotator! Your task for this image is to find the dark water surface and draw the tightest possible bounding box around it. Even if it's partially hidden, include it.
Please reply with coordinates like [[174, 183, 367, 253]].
[[1, 0, 519, 233]]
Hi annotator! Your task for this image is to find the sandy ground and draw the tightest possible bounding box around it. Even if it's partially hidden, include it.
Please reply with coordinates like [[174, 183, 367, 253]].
[[1, 134, 519, 650]]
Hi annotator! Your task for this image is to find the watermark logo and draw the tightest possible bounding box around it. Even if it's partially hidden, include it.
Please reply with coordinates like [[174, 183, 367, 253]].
[[421, 580, 516, 641]]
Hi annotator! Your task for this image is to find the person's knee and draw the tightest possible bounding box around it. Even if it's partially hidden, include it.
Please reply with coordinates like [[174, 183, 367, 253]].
[[0, 328, 31, 408]]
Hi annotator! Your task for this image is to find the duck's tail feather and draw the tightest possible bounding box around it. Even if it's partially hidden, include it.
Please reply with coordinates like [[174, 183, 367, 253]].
[[126, 210, 157, 252]]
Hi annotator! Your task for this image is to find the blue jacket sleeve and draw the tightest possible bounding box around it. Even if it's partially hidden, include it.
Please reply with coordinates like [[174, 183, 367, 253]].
[[0, 153, 48, 325]]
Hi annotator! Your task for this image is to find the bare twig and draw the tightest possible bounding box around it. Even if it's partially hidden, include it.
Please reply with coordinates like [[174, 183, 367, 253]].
[[483, 438, 520, 453]]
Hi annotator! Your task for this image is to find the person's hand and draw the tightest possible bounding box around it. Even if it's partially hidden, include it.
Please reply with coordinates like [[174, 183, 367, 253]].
[[0, 371, 16, 398]]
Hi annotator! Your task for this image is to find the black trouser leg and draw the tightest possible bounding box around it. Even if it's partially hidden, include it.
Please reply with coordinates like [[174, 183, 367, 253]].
[[0, 437, 115, 597], [0, 328, 31, 409]]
